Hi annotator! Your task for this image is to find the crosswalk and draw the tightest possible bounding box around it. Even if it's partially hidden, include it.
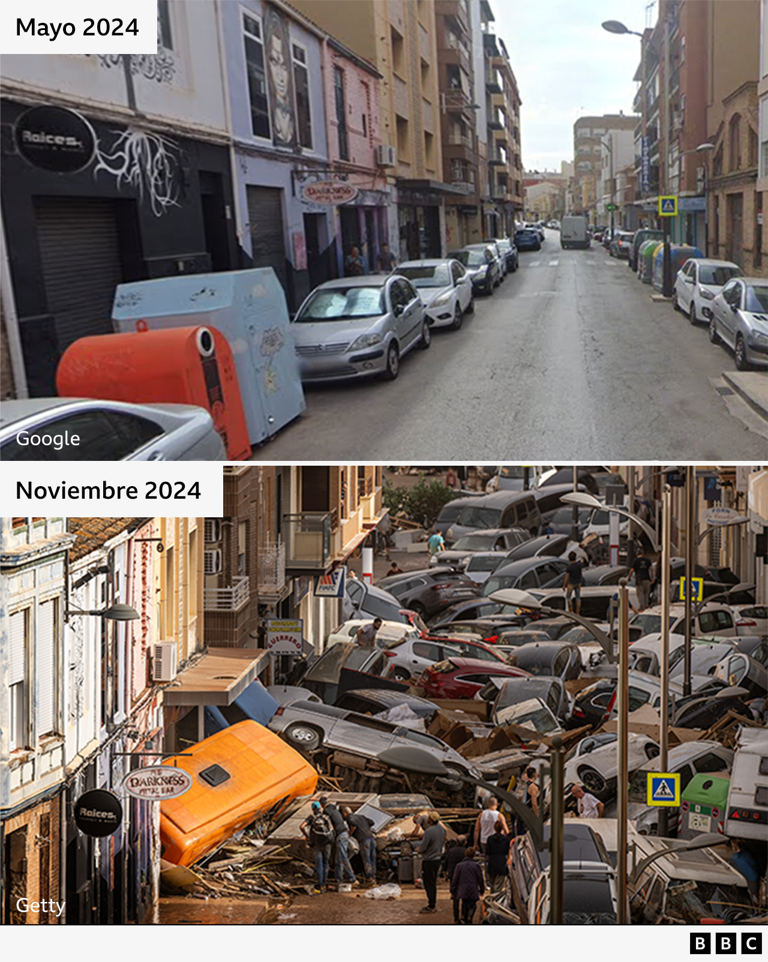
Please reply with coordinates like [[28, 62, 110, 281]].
[[524, 257, 620, 267]]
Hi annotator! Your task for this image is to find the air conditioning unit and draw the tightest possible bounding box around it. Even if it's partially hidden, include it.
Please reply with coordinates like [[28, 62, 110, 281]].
[[152, 642, 178, 683], [204, 549, 222, 575], [376, 144, 397, 167], [205, 519, 221, 543]]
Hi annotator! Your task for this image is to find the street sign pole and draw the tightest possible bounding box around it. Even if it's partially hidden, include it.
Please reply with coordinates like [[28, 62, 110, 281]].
[[662, 215, 672, 297], [549, 736, 565, 925], [659, 485, 672, 838], [617, 581, 629, 924]]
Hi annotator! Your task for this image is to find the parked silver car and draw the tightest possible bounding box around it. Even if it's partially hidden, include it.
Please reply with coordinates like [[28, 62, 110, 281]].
[[395, 259, 474, 329], [267, 699, 479, 776], [708, 275, 768, 369], [0, 397, 227, 461], [291, 274, 430, 382]]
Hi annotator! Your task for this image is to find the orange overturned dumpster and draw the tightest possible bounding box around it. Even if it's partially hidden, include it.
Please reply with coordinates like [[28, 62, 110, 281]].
[[56, 325, 250, 460], [160, 721, 318, 866]]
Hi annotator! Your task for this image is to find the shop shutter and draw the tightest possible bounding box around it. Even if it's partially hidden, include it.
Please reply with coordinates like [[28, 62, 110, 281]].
[[246, 187, 287, 289], [9, 609, 26, 684], [37, 600, 57, 734], [34, 196, 124, 350]]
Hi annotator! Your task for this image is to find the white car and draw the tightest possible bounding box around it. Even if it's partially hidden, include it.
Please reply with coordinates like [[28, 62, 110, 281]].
[[325, 618, 419, 652], [494, 696, 563, 736], [378, 634, 468, 682], [563, 731, 660, 801], [395, 259, 474, 330], [730, 603, 768, 635], [673, 257, 743, 326], [583, 505, 629, 539], [629, 602, 739, 639]]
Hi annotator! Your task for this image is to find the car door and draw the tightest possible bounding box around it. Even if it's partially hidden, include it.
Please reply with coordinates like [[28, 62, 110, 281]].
[[720, 280, 743, 347], [398, 277, 423, 349], [679, 260, 695, 313], [410, 640, 448, 673], [536, 561, 568, 588], [452, 260, 471, 311]]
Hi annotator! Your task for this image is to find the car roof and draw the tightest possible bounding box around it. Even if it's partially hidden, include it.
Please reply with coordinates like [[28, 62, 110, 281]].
[[492, 556, 563, 575], [313, 275, 390, 290], [0, 396, 200, 428], [691, 258, 742, 268], [445, 656, 522, 671], [397, 259, 455, 268], [340, 688, 436, 710]]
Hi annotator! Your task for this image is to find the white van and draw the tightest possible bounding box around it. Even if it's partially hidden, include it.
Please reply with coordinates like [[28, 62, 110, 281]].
[[725, 727, 768, 842], [561, 215, 590, 250]]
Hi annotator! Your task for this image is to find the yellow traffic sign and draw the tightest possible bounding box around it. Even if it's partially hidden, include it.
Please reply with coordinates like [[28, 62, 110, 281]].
[[680, 576, 704, 602], [647, 773, 681, 807], [659, 195, 678, 217]]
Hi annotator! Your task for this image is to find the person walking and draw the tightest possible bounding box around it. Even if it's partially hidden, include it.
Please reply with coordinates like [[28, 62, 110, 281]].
[[355, 618, 382, 647], [343, 806, 377, 886], [516, 767, 539, 834], [562, 550, 586, 615], [319, 796, 357, 887], [442, 839, 466, 924], [416, 811, 446, 914], [629, 546, 654, 610], [450, 846, 486, 925], [571, 784, 604, 818], [300, 801, 335, 893], [474, 797, 507, 853], [427, 529, 446, 557], [484, 820, 511, 896]]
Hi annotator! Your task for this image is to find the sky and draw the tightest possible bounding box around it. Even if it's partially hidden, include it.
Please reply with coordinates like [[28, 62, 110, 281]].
[[493, 0, 656, 172]]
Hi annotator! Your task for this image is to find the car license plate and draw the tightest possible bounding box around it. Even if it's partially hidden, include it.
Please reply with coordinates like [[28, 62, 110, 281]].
[[689, 811, 711, 832]]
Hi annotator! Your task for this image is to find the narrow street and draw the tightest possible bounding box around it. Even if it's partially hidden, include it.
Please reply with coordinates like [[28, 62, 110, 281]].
[[251, 233, 767, 461]]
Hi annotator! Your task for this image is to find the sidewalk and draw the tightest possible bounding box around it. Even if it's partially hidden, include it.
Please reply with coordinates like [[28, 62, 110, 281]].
[[722, 370, 768, 421]]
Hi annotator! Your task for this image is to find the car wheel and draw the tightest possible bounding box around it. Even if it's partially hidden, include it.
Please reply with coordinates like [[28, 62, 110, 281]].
[[645, 743, 660, 760], [383, 341, 400, 379], [689, 302, 698, 326], [449, 303, 463, 330], [392, 668, 411, 682], [419, 319, 431, 350], [672, 291, 680, 312], [464, 296, 475, 315], [285, 724, 322, 751], [577, 766, 608, 799], [410, 602, 427, 618], [709, 315, 719, 344], [735, 335, 750, 371]]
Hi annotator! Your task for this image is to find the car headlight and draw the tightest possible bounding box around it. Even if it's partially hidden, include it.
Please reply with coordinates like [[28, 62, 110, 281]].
[[754, 331, 768, 345], [349, 332, 383, 351], [700, 288, 715, 300], [431, 290, 453, 307]]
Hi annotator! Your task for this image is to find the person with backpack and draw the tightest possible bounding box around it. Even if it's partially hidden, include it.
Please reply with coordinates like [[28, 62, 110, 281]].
[[301, 801, 335, 893]]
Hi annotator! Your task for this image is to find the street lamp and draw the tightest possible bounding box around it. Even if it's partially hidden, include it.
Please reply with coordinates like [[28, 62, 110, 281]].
[[488, 587, 617, 663], [65, 603, 140, 621], [376, 740, 567, 923], [629, 833, 723, 885], [560, 490, 660, 552]]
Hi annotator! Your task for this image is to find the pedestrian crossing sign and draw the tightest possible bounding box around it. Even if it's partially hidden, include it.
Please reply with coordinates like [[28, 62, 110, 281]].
[[647, 773, 681, 806], [680, 576, 704, 601], [659, 195, 678, 217]]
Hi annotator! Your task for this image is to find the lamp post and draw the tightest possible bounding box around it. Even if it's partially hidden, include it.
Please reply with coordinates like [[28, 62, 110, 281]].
[[561, 490, 660, 553], [376, 741, 567, 923]]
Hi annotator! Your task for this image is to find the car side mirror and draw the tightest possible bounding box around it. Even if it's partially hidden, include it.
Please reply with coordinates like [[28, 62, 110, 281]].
[[393, 303, 404, 317], [730, 302, 738, 312]]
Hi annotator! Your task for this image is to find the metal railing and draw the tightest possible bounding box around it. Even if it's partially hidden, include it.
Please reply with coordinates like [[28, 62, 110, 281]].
[[203, 576, 249, 612], [257, 542, 286, 595], [283, 513, 333, 570]]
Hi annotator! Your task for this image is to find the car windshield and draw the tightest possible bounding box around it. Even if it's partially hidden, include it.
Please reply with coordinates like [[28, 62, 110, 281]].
[[628, 767, 655, 802], [453, 534, 497, 550], [699, 265, 742, 286], [513, 706, 559, 733], [744, 284, 768, 312], [468, 556, 504, 572], [398, 265, 451, 288], [457, 505, 502, 527], [450, 250, 486, 267], [296, 286, 384, 321], [630, 613, 663, 634]]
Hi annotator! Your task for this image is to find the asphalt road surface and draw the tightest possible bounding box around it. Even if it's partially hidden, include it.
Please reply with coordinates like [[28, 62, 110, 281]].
[[253, 233, 768, 461]]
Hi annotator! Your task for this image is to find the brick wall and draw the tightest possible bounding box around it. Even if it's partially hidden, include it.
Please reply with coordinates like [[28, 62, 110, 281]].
[[1, 794, 62, 924]]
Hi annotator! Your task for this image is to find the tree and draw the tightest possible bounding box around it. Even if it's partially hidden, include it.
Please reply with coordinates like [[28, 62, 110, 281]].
[[383, 477, 459, 530]]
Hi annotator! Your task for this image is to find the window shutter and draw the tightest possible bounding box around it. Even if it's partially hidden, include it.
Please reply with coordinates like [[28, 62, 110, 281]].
[[9, 610, 26, 685], [37, 600, 57, 734]]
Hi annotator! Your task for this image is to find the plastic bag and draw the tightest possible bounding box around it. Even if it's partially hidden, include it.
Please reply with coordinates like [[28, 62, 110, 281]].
[[347, 836, 360, 855], [387, 827, 405, 841], [365, 883, 402, 900]]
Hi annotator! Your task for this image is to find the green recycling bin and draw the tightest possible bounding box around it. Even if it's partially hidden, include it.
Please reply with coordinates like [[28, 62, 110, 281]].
[[678, 772, 730, 840]]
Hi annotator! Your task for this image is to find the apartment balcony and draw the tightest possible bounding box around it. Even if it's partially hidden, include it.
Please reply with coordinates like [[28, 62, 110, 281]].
[[283, 511, 336, 571], [204, 576, 250, 613], [443, 141, 477, 170], [488, 151, 507, 167], [257, 542, 286, 601], [493, 126, 509, 146], [436, 0, 470, 39], [485, 67, 503, 94], [488, 109, 505, 130], [491, 186, 511, 202]]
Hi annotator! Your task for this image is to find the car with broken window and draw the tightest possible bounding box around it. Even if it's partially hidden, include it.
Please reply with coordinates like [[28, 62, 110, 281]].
[[417, 656, 531, 699]]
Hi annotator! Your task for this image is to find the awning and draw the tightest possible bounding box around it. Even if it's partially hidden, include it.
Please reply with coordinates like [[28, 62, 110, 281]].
[[396, 178, 470, 195], [164, 647, 271, 706]]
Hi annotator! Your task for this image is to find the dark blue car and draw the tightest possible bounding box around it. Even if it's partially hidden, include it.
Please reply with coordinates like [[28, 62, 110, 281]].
[[514, 228, 541, 252]]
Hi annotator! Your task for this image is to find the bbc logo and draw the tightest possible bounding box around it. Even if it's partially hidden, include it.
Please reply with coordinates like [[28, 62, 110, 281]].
[[690, 934, 762, 955]]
